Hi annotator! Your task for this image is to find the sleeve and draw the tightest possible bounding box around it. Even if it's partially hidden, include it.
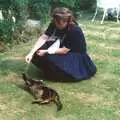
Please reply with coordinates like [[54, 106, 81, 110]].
[[44, 22, 55, 36], [64, 27, 86, 53]]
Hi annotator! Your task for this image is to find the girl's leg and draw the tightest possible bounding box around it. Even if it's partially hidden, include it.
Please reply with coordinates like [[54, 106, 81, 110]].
[[31, 54, 74, 82]]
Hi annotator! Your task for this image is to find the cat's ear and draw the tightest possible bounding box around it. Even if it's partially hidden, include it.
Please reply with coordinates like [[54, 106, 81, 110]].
[[22, 73, 27, 81], [22, 73, 31, 86]]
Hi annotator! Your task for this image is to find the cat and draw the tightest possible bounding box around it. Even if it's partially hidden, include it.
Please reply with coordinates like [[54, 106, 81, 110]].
[[22, 73, 63, 111]]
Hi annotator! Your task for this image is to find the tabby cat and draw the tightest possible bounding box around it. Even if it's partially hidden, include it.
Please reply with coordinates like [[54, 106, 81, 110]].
[[22, 73, 63, 111]]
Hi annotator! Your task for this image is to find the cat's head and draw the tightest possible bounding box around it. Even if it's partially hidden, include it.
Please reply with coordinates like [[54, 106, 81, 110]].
[[22, 73, 44, 87]]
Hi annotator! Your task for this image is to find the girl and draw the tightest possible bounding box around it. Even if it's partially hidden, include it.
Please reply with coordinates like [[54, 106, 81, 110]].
[[25, 7, 97, 82]]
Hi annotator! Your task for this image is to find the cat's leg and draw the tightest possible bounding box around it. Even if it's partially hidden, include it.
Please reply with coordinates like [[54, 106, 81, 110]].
[[32, 99, 50, 104], [31, 99, 43, 104], [39, 100, 50, 104]]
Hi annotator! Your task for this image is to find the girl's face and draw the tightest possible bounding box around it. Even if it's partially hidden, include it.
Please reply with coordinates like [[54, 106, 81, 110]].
[[54, 19, 68, 30]]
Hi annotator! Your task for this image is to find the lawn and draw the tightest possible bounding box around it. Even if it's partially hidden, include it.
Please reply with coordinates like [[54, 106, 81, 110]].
[[0, 19, 120, 120]]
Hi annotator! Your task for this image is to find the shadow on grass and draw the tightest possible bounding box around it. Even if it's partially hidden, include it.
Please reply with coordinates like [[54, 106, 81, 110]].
[[0, 59, 27, 75], [15, 82, 35, 98], [0, 58, 88, 83]]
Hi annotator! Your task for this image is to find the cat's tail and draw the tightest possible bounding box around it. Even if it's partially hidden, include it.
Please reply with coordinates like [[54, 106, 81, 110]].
[[54, 94, 63, 111]]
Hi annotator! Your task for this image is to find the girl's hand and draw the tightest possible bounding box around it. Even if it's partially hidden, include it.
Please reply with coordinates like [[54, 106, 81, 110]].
[[37, 49, 48, 56], [25, 52, 33, 63]]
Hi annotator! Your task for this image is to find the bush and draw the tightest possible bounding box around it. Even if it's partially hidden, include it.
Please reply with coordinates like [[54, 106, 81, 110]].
[[0, 20, 13, 43], [0, 0, 96, 49], [28, 0, 51, 23], [0, 0, 29, 46], [51, 0, 96, 18]]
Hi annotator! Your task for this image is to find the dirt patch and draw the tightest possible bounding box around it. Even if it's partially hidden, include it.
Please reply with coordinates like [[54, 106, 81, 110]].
[[46, 115, 57, 120], [73, 92, 103, 104], [92, 54, 120, 62]]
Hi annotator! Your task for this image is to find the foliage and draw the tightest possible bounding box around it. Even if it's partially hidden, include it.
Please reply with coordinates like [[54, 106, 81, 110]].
[[0, 0, 96, 49], [52, 0, 96, 17], [0, 20, 13, 43], [0, 0, 11, 10], [28, 0, 51, 22], [0, 0, 29, 47], [75, 0, 96, 10], [11, 0, 29, 21]]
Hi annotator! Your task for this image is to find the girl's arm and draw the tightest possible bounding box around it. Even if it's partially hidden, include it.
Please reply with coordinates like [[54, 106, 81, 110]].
[[29, 34, 48, 55], [25, 34, 48, 63], [55, 47, 70, 55]]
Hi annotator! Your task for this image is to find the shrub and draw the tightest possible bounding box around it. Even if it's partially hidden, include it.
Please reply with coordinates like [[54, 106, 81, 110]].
[[0, 0, 96, 49], [28, 0, 51, 23], [0, 20, 13, 43]]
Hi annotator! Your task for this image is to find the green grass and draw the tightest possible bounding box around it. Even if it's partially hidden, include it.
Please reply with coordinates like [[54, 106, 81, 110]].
[[0, 19, 120, 120]]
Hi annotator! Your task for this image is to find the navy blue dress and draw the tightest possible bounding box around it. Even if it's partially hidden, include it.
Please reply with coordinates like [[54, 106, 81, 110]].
[[31, 23, 97, 82]]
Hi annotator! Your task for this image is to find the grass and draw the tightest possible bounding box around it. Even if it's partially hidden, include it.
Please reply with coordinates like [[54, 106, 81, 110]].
[[0, 19, 120, 120]]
